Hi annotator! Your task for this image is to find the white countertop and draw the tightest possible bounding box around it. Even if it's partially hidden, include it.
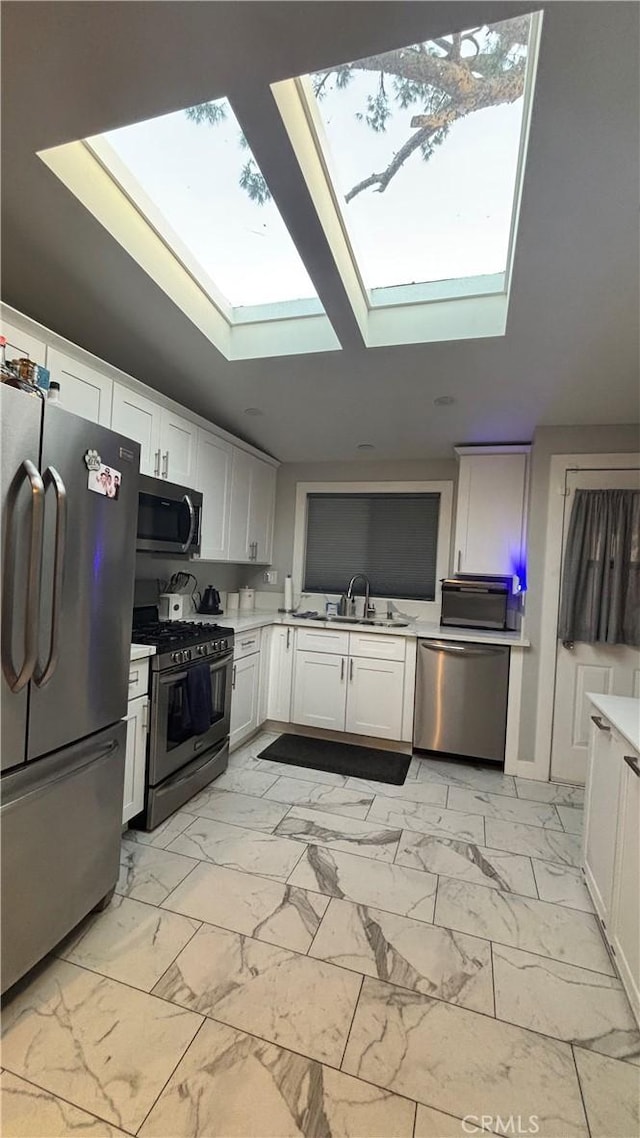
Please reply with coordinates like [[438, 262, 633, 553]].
[[130, 643, 157, 661], [187, 609, 529, 647], [587, 693, 640, 754]]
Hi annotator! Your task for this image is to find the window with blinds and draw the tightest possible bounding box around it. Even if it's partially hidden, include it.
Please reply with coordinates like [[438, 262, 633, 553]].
[[303, 492, 441, 600]]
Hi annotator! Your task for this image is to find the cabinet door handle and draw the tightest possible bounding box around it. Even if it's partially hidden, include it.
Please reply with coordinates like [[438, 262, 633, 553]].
[[591, 715, 611, 732], [623, 754, 640, 778], [254, 541, 259, 561], [349, 658, 354, 682], [286, 628, 291, 650], [153, 449, 161, 477], [162, 451, 169, 479], [232, 665, 236, 690], [340, 658, 345, 680], [457, 549, 462, 572]]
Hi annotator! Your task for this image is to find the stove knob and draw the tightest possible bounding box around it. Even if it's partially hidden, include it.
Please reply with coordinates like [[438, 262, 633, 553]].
[[196, 644, 205, 656], [185, 648, 192, 662], [173, 650, 183, 664], [221, 639, 228, 651]]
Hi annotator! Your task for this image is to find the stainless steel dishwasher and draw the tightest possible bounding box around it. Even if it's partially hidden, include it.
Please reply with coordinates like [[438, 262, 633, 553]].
[[413, 639, 510, 764]]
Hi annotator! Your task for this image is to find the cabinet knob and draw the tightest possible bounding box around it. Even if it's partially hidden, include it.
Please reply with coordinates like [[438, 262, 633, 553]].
[[591, 715, 611, 732]]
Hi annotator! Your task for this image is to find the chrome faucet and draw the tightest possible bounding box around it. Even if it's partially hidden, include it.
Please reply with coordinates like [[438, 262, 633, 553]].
[[343, 573, 372, 618]]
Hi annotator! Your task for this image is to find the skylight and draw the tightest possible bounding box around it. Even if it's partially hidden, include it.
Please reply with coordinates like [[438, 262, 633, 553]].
[[297, 12, 539, 306], [91, 99, 319, 313]]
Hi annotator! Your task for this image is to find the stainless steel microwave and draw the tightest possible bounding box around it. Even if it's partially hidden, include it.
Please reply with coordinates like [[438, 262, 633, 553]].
[[136, 475, 202, 556], [440, 575, 520, 631]]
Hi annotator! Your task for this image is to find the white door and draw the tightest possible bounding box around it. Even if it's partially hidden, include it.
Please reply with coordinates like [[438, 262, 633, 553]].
[[610, 750, 640, 1021], [122, 696, 148, 824], [550, 467, 640, 783], [47, 349, 113, 426], [230, 653, 259, 749], [228, 448, 252, 561], [249, 458, 276, 564], [161, 409, 197, 485], [292, 651, 346, 731], [267, 627, 294, 722], [345, 656, 405, 740], [111, 383, 162, 477], [194, 429, 232, 560]]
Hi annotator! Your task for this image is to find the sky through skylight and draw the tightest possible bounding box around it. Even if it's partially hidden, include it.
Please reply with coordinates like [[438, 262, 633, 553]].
[[100, 101, 319, 310], [306, 14, 534, 297]]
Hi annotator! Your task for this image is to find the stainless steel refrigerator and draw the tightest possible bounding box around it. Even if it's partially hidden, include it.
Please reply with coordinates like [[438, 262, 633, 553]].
[[1, 384, 140, 993]]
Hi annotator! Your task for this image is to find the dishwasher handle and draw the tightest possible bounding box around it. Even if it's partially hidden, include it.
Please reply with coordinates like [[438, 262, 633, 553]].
[[419, 640, 508, 657]]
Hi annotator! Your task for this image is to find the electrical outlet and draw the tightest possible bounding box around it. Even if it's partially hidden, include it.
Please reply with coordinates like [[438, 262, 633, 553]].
[[263, 570, 278, 584]]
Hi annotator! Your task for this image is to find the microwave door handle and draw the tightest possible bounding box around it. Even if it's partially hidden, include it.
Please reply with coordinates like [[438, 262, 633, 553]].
[[179, 494, 196, 553], [33, 466, 67, 687], [1, 459, 45, 692]]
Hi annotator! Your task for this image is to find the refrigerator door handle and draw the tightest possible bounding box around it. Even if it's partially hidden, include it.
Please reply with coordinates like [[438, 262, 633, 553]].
[[33, 466, 67, 688], [180, 493, 196, 553], [1, 459, 45, 693]]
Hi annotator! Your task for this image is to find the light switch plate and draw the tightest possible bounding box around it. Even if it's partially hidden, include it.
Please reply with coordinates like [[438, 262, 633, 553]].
[[263, 570, 278, 584]]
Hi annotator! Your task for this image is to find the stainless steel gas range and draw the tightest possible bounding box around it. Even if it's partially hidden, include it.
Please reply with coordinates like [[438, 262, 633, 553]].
[[131, 606, 235, 829]]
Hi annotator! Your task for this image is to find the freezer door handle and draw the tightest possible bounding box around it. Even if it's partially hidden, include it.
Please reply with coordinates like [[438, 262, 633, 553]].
[[1, 459, 45, 693], [420, 640, 507, 657], [33, 466, 67, 688]]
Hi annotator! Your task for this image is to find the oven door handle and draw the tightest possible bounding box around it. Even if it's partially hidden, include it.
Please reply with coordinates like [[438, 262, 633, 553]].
[[180, 494, 196, 553], [158, 652, 234, 684]]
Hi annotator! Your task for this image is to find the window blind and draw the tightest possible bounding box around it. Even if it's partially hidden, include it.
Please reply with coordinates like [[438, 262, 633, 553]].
[[304, 492, 441, 600]]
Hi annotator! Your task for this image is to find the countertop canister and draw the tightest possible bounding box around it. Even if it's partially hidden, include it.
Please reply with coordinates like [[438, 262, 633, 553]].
[[239, 587, 255, 612]]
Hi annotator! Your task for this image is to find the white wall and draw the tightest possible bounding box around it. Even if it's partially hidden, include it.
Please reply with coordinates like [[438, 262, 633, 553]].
[[517, 422, 640, 764], [243, 457, 458, 600], [135, 555, 243, 613]]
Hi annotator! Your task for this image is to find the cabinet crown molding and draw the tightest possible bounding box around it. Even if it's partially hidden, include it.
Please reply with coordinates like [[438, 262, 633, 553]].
[[454, 444, 532, 457]]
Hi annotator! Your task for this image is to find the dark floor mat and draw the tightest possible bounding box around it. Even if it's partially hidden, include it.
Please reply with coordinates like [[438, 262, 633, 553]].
[[257, 733, 410, 784]]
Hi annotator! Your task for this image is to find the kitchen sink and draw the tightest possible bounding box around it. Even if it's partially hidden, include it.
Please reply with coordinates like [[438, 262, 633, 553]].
[[324, 615, 410, 628]]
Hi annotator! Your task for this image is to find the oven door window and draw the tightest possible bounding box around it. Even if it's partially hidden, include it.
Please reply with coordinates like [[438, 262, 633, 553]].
[[138, 493, 194, 547], [165, 661, 228, 751]]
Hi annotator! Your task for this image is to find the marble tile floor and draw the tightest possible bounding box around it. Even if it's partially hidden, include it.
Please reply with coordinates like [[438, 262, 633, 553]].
[[2, 729, 638, 1138]]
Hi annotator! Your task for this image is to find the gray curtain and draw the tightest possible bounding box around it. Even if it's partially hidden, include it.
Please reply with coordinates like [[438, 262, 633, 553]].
[[558, 488, 640, 646]]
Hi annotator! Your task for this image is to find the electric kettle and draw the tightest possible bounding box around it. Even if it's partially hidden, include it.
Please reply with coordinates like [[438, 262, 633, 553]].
[[199, 586, 222, 615]]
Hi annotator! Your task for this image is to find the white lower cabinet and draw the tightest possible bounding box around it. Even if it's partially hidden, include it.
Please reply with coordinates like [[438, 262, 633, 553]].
[[583, 700, 640, 1024], [292, 631, 406, 741], [230, 652, 260, 750], [609, 753, 640, 1021], [267, 626, 294, 722], [583, 715, 622, 922], [345, 657, 404, 740], [122, 695, 148, 825], [293, 651, 346, 732]]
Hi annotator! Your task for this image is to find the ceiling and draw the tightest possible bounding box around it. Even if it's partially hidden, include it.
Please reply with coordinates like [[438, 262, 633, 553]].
[[1, 2, 638, 462]]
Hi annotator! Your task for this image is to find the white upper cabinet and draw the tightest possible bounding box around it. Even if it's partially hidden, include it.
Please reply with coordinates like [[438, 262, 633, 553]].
[[46, 349, 113, 426], [1, 318, 48, 367], [160, 408, 197, 485], [111, 386, 197, 483], [194, 429, 232, 561], [250, 459, 277, 565], [453, 446, 530, 580], [111, 383, 162, 476], [228, 448, 276, 564], [228, 448, 253, 561]]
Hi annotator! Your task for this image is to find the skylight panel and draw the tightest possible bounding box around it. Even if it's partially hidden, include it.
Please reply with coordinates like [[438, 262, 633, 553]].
[[92, 98, 319, 311], [303, 13, 538, 303]]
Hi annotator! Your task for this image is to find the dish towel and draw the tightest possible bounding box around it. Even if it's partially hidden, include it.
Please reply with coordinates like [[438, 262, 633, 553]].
[[186, 663, 213, 735]]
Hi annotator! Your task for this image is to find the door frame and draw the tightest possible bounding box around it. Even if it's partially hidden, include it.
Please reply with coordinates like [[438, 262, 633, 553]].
[[534, 452, 640, 782]]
